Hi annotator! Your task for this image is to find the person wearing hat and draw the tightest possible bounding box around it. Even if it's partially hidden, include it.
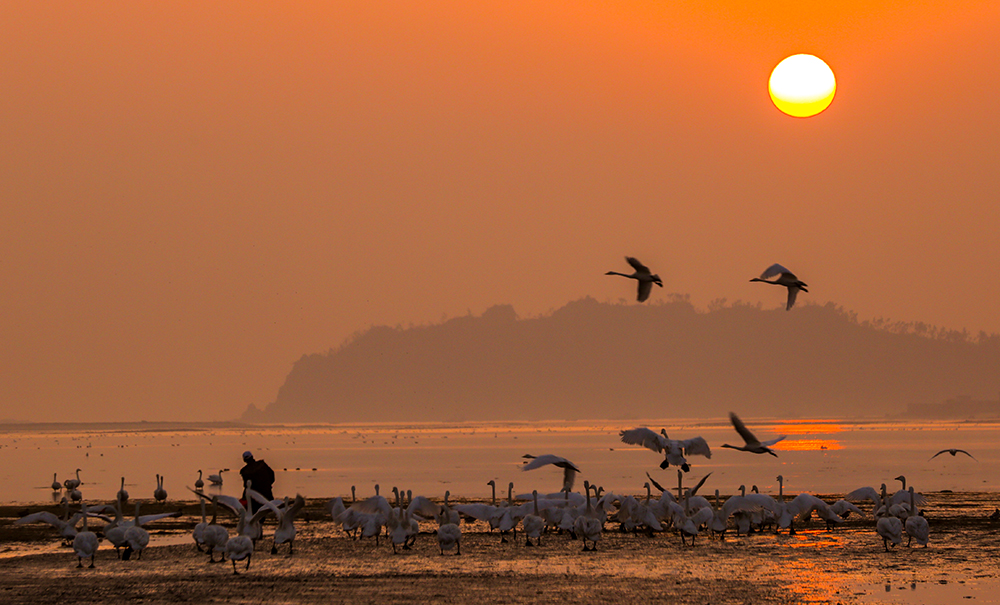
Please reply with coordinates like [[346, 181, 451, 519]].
[[239, 450, 275, 513]]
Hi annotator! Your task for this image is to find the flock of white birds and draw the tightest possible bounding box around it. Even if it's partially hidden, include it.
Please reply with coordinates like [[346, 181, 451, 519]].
[[10, 255, 966, 573], [18, 411, 950, 573]]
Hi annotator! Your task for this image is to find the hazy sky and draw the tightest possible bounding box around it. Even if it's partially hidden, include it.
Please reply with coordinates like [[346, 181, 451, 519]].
[[2, 2, 998, 422]]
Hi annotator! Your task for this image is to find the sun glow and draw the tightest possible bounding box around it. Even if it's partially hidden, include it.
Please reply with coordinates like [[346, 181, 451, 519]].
[[768, 54, 836, 117]]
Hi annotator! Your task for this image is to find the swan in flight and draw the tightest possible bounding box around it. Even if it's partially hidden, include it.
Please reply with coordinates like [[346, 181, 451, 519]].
[[750, 263, 808, 310], [619, 427, 711, 472], [720, 412, 786, 456], [929, 448, 977, 462], [522, 454, 580, 492], [605, 256, 663, 303]]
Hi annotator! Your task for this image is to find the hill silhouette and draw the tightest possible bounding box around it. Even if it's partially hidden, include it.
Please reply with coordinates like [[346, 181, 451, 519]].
[[250, 298, 1000, 422]]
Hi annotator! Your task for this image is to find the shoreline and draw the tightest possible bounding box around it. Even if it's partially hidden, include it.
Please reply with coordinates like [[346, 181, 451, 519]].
[[3, 492, 1000, 604]]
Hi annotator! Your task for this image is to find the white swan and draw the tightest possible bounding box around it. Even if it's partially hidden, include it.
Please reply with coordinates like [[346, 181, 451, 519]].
[[208, 470, 224, 486], [619, 427, 712, 472], [256, 493, 305, 555], [904, 486, 929, 547], [522, 490, 545, 546], [436, 494, 462, 555], [750, 263, 808, 310], [201, 497, 230, 563], [64, 468, 82, 490], [573, 481, 604, 551], [521, 454, 580, 492], [73, 500, 99, 568], [193, 497, 208, 552], [122, 517, 150, 561], [720, 412, 786, 456], [606, 256, 663, 302], [117, 477, 129, 505], [223, 482, 272, 574], [875, 484, 903, 551], [194, 470, 205, 490], [153, 474, 167, 503]]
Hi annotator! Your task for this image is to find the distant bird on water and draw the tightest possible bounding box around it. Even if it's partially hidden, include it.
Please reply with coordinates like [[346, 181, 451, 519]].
[[720, 412, 786, 456], [929, 448, 977, 462], [521, 454, 580, 492], [606, 256, 663, 302], [750, 263, 808, 310]]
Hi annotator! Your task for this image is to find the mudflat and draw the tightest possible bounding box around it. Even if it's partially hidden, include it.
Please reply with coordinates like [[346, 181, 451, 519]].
[[1, 493, 997, 604]]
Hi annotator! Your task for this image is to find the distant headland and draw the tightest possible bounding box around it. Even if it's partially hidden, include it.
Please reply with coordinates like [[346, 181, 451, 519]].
[[245, 297, 1000, 423]]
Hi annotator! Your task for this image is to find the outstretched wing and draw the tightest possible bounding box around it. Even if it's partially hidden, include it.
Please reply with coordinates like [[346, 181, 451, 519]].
[[928, 449, 947, 461], [686, 472, 712, 498], [637, 280, 653, 302], [680, 436, 712, 459], [626, 256, 651, 275], [619, 427, 666, 453], [645, 472, 667, 493], [521, 454, 580, 473], [760, 263, 791, 279], [759, 435, 787, 447], [786, 286, 800, 310], [562, 466, 577, 492], [729, 412, 759, 446]]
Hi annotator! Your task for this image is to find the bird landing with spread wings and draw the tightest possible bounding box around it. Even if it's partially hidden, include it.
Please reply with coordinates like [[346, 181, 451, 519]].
[[720, 412, 786, 456], [618, 427, 712, 472], [750, 263, 808, 310], [521, 455, 580, 492], [605, 256, 663, 302]]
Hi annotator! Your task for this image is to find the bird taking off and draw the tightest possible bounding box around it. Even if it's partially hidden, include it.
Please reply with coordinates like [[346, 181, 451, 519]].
[[750, 263, 808, 310], [929, 448, 977, 462], [606, 257, 663, 302], [521, 454, 580, 492], [720, 412, 786, 456]]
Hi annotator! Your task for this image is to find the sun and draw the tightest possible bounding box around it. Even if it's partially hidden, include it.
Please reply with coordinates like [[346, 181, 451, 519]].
[[768, 54, 836, 118]]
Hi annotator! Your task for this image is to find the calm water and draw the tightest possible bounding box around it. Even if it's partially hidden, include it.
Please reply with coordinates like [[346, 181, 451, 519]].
[[1, 418, 996, 505]]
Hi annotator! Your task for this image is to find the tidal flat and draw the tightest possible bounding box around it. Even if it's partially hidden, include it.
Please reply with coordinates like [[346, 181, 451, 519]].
[[1, 492, 999, 605]]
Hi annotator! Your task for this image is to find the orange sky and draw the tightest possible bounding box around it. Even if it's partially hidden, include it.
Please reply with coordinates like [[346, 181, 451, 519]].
[[1, 1, 998, 421]]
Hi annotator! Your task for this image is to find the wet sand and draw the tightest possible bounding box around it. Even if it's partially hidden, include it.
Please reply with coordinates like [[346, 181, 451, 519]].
[[1, 492, 999, 605]]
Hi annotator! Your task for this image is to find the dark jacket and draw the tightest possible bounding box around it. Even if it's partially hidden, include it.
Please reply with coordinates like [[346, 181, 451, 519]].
[[240, 458, 275, 511]]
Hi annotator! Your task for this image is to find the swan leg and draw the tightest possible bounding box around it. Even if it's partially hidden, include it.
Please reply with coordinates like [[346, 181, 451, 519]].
[[77, 557, 84, 569], [271, 543, 278, 555], [456, 541, 461, 556], [232, 560, 239, 575], [89, 555, 95, 569], [245, 557, 251, 571], [289, 540, 294, 555]]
